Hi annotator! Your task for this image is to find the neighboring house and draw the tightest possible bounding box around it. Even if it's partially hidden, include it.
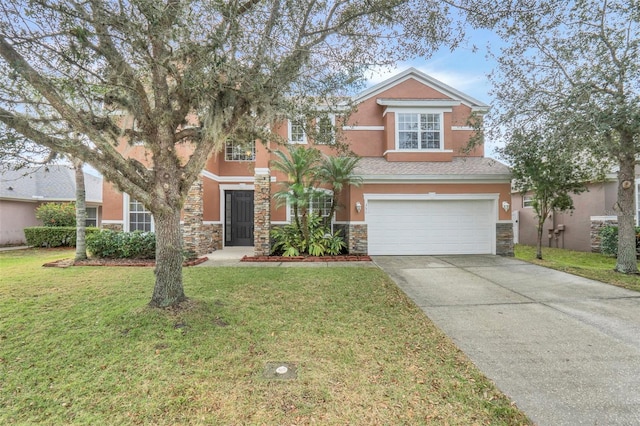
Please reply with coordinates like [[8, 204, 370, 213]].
[[102, 68, 514, 256], [0, 165, 103, 245], [511, 167, 640, 252]]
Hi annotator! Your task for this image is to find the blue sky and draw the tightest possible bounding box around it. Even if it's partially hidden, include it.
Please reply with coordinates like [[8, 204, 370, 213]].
[[367, 27, 502, 106]]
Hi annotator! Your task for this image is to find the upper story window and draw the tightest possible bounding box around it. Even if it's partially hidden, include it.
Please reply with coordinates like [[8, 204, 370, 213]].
[[129, 198, 153, 232], [397, 112, 442, 150], [523, 195, 534, 208], [225, 139, 255, 161], [315, 115, 335, 145], [289, 119, 307, 144]]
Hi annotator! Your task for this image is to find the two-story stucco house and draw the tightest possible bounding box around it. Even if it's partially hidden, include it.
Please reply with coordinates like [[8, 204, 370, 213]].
[[101, 68, 514, 256]]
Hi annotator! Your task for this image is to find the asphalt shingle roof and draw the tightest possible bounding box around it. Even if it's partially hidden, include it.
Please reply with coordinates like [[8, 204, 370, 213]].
[[0, 165, 102, 202], [355, 157, 511, 180]]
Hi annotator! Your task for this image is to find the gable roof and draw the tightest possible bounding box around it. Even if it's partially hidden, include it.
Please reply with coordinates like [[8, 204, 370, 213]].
[[0, 165, 102, 203], [355, 67, 489, 111]]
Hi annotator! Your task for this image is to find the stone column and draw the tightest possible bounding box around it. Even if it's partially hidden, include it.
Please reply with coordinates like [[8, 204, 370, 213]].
[[496, 222, 514, 256], [183, 176, 204, 256], [254, 168, 271, 256]]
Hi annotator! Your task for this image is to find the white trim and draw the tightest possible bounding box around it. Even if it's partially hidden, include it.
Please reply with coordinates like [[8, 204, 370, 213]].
[[203, 221, 223, 225], [200, 170, 254, 183], [451, 126, 475, 131], [383, 149, 453, 155], [364, 193, 499, 202], [384, 106, 452, 117], [377, 99, 460, 108], [254, 168, 270, 175], [333, 221, 367, 225], [101, 219, 123, 224], [342, 125, 384, 131], [590, 215, 618, 221], [271, 221, 289, 225], [496, 220, 514, 224]]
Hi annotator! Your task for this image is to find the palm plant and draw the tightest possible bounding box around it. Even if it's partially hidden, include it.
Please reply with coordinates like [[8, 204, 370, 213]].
[[271, 145, 322, 242], [318, 155, 362, 226]]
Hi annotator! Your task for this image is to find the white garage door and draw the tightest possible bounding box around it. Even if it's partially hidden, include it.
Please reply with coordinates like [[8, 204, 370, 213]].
[[367, 199, 495, 255]]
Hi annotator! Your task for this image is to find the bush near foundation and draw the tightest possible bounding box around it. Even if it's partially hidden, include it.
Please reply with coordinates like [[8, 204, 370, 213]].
[[599, 226, 640, 257], [86, 230, 156, 259], [24, 227, 99, 247], [35, 202, 76, 227]]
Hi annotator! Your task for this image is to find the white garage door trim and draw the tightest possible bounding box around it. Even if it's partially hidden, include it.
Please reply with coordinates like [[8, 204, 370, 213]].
[[364, 193, 498, 255]]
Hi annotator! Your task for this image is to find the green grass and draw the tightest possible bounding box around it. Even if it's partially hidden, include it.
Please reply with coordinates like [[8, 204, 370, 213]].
[[514, 245, 640, 292], [0, 248, 530, 425]]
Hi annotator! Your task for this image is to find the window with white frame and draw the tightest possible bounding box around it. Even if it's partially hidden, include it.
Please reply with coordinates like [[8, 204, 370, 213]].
[[129, 198, 153, 232], [288, 119, 307, 144], [315, 115, 335, 145], [225, 139, 255, 161], [523, 195, 534, 208], [85, 207, 98, 227], [289, 190, 333, 220], [397, 112, 441, 150]]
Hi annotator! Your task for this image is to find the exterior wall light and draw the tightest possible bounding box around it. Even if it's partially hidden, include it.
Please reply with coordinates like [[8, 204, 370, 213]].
[[502, 201, 510, 212], [355, 201, 362, 213]]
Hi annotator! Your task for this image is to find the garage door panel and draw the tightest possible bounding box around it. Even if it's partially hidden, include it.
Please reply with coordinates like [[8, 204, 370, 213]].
[[367, 199, 495, 255]]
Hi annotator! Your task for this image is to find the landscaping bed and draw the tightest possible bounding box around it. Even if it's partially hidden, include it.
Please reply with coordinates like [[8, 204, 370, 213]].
[[242, 254, 371, 262], [43, 256, 208, 268]]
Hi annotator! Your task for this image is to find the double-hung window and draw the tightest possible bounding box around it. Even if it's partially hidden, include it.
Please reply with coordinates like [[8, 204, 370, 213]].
[[397, 112, 441, 150], [288, 190, 333, 221], [225, 139, 255, 161], [85, 207, 98, 227], [289, 119, 307, 144], [129, 198, 153, 232]]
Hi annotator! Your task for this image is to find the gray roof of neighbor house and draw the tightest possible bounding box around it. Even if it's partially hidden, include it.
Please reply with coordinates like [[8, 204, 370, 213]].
[[355, 157, 511, 182], [0, 165, 102, 203]]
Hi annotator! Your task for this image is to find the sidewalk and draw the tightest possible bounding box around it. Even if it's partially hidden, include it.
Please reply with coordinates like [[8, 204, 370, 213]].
[[196, 247, 375, 267]]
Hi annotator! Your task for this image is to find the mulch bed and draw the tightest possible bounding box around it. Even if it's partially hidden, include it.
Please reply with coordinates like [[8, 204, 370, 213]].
[[43, 257, 209, 268], [241, 255, 372, 262]]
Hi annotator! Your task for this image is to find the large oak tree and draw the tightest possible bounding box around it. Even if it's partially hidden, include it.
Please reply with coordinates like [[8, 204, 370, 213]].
[[481, 0, 639, 273], [0, 0, 471, 307]]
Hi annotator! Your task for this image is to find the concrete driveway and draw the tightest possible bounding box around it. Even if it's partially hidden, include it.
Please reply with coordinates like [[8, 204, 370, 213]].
[[374, 255, 640, 426]]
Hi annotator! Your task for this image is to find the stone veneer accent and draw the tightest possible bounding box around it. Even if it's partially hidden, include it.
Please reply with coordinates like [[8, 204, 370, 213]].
[[102, 223, 123, 231], [253, 171, 271, 256], [496, 222, 514, 256], [335, 223, 368, 255], [182, 177, 205, 255]]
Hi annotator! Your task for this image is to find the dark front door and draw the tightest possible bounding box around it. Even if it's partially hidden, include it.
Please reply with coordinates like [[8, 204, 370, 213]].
[[225, 190, 254, 246]]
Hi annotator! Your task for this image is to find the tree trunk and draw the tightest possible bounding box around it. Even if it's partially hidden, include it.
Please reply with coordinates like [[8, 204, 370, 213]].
[[73, 158, 87, 261], [149, 208, 186, 308], [614, 136, 639, 274], [536, 216, 544, 260]]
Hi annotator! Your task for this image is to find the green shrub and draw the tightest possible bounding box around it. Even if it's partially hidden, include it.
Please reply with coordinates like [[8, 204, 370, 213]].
[[86, 230, 156, 259], [35, 202, 76, 227], [599, 225, 640, 257], [271, 214, 346, 256], [24, 226, 99, 247]]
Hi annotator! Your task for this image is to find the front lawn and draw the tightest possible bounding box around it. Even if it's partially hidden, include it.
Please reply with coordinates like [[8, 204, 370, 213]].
[[0, 249, 530, 425], [514, 245, 640, 292]]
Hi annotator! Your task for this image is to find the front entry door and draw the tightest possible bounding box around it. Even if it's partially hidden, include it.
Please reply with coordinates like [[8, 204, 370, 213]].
[[225, 190, 254, 246]]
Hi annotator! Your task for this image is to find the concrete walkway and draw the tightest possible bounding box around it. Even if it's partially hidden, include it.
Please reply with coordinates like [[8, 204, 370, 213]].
[[196, 247, 375, 267], [373, 255, 640, 426]]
